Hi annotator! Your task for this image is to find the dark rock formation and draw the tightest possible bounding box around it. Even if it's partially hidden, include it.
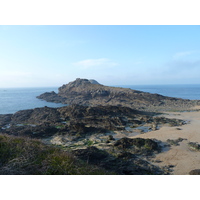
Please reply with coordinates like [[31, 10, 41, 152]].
[[3, 124, 58, 138], [37, 78, 200, 111], [37, 91, 66, 103], [189, 169, 200, 175], [167, 138, 187, 146], [0, 103, 187, 175], [73, 146, 164, 175], [11, 107, 61, 125], [0, 114, 12, 126], [0, 104, 186, 139], [188, 142, 200, 151], [114, 137, 160, 155]]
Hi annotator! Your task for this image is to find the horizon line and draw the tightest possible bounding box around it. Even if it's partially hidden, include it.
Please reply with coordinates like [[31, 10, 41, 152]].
[[1, 83, 200, 89]]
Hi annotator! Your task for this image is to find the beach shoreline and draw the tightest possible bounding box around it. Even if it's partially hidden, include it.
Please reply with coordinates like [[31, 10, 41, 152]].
[[129, 106, 200, 175]]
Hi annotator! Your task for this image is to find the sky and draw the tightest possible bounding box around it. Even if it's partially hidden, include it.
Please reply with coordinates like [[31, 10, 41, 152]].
[[1, 25, 200, 87]]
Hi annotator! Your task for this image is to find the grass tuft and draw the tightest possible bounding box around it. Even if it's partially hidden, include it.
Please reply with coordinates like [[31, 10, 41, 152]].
[[0, 134, 114, 175]]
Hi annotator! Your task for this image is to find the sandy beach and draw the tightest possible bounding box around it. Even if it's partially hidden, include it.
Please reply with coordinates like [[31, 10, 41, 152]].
[[128, 106, 200, 175]]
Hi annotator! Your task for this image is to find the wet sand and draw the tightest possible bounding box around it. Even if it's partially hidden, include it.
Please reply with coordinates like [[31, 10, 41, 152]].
[[130, 106, 200, 175]]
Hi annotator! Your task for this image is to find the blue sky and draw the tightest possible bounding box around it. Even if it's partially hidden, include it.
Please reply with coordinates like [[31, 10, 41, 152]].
[[1, 25, 200, 87]]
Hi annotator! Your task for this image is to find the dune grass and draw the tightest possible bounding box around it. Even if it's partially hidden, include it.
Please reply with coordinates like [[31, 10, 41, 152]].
[[0, 134, 114, 175]]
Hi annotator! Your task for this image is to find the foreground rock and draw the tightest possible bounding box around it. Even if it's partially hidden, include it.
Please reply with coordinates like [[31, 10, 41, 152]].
[[114, 137, 160, 155], [0, 103, 190, 175], [0, 105, 186, 140], [189, 169, 200, 175], [37, 78, 200, 111], [73, 145, 165, 175]]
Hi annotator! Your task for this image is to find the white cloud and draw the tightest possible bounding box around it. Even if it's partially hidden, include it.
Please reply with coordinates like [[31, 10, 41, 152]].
[[173, 51, 195, 59], [73, 58, 119, 69]]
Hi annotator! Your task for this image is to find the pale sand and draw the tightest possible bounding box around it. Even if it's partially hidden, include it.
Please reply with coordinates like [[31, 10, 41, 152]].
[[130, 106, 200, 175]]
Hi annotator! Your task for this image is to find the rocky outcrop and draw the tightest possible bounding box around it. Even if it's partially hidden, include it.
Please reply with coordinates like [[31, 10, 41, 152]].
[[37, 78, 200, 111], [73, 146, 165, 175], [11, 107, 61, 125], [0, 104, 186, 141], [114, 137, 160, 155], [0, 114, 12, 127], [37, 91, 66, 103], [189, 169, 200, 175], [0, 104, 188, 175]]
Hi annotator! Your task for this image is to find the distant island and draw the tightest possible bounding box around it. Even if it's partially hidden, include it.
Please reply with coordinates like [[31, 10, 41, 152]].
[[1, 78, 200, 175]]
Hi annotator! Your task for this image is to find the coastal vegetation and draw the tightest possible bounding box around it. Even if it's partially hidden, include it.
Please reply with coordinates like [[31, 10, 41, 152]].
[[0, 134, 113, 175]]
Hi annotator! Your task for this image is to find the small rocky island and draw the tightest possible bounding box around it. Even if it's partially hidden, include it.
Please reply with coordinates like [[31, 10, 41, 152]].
[[37, 78, 200, 111], [0, 78, 200, 175]]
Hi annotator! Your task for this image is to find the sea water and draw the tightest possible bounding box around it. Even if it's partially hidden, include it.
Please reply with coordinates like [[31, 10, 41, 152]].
[[1, 84, 200, 114], [0, 87, 65, 114], [119, 84, 200, 100]]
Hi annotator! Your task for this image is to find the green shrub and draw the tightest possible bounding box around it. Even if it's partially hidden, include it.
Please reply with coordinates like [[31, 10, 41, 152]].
[[85, 140, 94, 146]]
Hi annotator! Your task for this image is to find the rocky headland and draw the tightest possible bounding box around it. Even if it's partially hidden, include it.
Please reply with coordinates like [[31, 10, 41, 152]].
[[37, 78, 200, 111], [0, 78, 200, 175]]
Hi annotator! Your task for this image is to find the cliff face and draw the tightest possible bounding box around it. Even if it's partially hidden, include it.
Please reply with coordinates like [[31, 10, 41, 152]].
[[37, 78, 200, 111]]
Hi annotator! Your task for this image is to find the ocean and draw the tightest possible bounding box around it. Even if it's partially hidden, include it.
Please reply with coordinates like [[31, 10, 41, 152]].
[[123, 84, 200, 100], [0, 87, 64, 114], [0, 84, 200, 115], [126, 84, 200, 100]]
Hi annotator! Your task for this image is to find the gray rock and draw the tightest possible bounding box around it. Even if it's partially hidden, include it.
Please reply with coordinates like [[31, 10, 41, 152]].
[[37, 78, 200, 111]]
